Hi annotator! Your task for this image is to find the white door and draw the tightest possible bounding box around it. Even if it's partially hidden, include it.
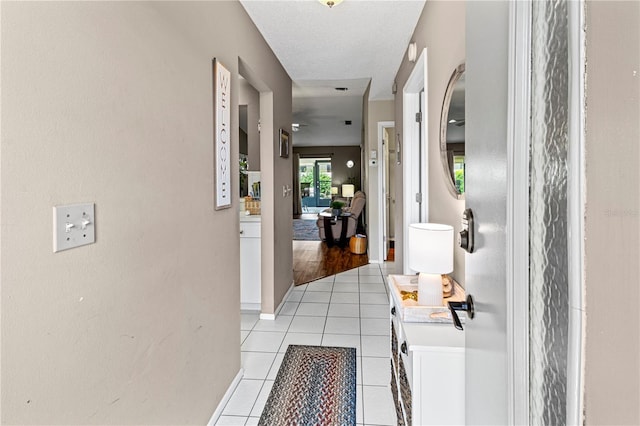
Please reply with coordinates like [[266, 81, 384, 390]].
[[465, 1, 583, 424], [383, 127, 395, 260], [378, 122, 395, 262], [464, 2, 511, 423]]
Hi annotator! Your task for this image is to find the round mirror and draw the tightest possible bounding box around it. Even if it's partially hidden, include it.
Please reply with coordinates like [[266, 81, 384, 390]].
[[439, 63, 465, 199]]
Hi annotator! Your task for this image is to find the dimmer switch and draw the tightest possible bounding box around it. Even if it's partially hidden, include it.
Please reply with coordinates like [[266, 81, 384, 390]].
[[53, 203, 96, 252]]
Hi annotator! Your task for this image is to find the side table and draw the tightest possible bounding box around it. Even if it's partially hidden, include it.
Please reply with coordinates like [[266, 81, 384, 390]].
[[318, 211, 352, 248]]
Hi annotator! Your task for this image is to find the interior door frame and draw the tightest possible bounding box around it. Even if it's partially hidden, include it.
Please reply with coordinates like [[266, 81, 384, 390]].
[[566, 2, 586, 422], [402, 48, 428, 273], [507, 1, 532, 422], [377, 121, 395, 262], [506, 1, 585, 423]]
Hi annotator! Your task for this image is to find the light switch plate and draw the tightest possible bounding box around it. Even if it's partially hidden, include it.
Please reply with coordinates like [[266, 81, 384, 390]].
[[53, 203, 95, 252]]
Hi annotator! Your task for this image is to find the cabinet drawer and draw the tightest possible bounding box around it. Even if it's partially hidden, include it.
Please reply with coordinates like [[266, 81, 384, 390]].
[[239, 222, 261, 238]]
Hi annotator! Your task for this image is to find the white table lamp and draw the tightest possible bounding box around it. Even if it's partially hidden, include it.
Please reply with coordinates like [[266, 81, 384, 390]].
[[331, 186, 339, 195], [342, 184, 355, 205], [408, 223, 454, 306]]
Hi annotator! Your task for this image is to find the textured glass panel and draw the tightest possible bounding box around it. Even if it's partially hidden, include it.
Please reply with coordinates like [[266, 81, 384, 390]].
[[529, 0, 569, 424]]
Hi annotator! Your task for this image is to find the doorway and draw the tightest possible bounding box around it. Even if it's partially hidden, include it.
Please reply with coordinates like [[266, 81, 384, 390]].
[[299, 158, 332, 212], [377, 121, 396, 262]]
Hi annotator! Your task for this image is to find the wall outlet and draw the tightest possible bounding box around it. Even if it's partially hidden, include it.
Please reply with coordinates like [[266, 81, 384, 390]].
[[53, 203, 95, 252]]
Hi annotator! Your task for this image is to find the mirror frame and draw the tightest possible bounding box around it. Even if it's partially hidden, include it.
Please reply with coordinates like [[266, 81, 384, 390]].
[[439, 62, 466, 200]]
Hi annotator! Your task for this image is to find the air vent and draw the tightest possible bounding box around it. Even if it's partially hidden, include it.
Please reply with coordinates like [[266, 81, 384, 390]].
[[335, 87, 348, 92], [345, 120, 352, 125]]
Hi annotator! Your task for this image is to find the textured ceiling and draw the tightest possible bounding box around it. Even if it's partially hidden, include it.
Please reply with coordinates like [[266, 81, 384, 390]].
[[240, 0, 426, 146]]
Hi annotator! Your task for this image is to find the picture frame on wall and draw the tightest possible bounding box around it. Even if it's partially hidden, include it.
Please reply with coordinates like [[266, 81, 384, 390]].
[[279, 129, 290, 158], [213, 58, 231, 210]]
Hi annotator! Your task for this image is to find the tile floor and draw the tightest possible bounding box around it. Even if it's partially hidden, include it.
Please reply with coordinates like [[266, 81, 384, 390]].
[[216, 262, 398, 426]]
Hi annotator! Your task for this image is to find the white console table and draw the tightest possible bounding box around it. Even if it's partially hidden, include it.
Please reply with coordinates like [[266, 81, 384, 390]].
[[388, 274, 465, 425]]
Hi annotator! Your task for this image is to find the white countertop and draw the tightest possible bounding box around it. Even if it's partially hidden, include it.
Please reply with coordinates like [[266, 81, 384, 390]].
[[239, 212, 261, 222]]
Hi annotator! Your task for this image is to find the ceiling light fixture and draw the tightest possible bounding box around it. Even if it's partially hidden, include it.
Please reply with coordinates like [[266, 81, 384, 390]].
[[319, 0, 344, 8]]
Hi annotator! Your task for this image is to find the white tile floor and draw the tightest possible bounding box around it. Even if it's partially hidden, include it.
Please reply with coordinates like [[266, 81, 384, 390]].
[[217, 263, 398, 426]]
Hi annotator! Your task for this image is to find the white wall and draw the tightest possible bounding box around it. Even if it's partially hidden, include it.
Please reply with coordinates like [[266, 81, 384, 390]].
[[0, 2, 291, 423], [393, 1, 466, 284]]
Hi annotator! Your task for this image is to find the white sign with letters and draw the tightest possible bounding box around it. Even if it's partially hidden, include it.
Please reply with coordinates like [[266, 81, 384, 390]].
[[214, 58, 231, 210]]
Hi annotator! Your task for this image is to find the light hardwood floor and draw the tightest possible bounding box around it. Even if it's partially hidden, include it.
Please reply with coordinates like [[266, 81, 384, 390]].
[[292, 240, 369, 285]]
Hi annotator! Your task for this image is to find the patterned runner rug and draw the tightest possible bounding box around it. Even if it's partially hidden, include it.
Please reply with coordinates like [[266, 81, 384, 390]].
[[259, 345, 357, 426]]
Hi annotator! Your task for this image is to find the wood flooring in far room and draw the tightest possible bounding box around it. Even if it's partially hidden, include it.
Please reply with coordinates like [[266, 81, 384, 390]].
[[293, 240, 369, 286]]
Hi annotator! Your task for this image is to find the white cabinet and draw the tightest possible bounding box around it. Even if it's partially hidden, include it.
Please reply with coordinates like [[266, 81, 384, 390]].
[[388, 274, 465, 425], [240, 219, 261, 310]]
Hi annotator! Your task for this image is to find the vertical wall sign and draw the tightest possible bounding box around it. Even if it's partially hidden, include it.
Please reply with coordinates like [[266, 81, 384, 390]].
[[213, 58, 231, 210]]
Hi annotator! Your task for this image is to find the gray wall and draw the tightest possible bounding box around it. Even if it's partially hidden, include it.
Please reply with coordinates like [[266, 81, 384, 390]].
[[393, 1, 466, 284], [1, 2, 291, 423], [584, 1, 640, 423]]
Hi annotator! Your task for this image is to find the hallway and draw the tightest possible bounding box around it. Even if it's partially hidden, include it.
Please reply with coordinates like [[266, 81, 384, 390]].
[[292, 240, 369, 285], [218, 263, 397, 425]]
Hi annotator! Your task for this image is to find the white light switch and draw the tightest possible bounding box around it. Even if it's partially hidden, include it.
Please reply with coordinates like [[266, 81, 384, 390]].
[[53, 203, 96, 252]]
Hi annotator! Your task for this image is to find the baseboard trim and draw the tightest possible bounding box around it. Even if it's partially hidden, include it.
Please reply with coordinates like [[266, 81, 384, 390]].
[[259, 282, 294, 321], [241, 302, 260, 311], [207, 368, 244, 426]]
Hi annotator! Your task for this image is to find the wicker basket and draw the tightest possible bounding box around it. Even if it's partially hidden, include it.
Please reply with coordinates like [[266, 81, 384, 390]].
[[245, 199, 261, 215], [349, 235, 367, 254]]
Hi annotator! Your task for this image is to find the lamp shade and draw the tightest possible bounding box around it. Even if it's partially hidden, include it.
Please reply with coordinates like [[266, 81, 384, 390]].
[[330, 186, 339, 195], [342, 184, 355, 198], [408, 223, 454, 274]]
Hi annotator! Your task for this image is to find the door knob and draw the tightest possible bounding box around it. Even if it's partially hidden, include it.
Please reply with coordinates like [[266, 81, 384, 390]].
[[447, 295, 475, 331]]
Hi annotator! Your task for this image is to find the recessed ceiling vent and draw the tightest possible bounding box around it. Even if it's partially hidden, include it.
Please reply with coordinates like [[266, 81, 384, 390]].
[[345, 120, 352, 125], [335, 87, 349, 92]]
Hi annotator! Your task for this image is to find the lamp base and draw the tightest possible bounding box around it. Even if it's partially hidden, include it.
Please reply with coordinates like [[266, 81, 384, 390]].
[[417, 272, 443, 306]]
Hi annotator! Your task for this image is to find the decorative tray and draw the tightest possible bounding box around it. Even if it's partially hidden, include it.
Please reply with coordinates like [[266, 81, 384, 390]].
[[389, 274, 466, 323]]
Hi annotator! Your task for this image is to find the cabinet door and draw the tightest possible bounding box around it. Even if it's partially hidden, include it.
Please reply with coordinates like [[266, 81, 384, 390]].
[[240, 223, 261, 308], [412, 348, 465, 425]]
